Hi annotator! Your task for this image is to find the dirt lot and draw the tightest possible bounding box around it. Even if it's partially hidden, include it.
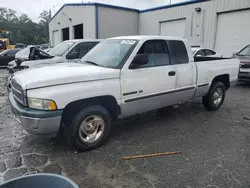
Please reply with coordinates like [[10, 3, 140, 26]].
[[0, 73, 249, 188]]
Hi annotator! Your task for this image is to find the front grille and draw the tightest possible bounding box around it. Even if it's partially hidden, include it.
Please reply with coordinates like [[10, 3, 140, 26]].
[[11, 79, 26, 105], [241, 64, 250, 68]]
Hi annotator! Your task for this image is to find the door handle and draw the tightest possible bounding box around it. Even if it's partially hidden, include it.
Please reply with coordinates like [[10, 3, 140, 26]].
[[168, 71, 176, 76]]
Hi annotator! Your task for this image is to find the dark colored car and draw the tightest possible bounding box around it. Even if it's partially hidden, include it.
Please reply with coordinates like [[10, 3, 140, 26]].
[[0, 49, 20, 68], [234, 44, 250, 83], [14, 43, 27, 49]]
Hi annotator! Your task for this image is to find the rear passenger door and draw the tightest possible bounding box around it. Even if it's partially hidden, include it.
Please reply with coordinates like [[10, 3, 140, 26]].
[[167, 40, 196, 102], [121, 40, 177, 116]]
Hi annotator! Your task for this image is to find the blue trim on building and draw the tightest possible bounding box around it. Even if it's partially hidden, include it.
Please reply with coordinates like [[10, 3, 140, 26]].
[[140, 0, 209, 13], [94, 2, 139, 12], [49, 0, 210, 32], [95, 5, 99, 39], [49, 2, 139, 23]]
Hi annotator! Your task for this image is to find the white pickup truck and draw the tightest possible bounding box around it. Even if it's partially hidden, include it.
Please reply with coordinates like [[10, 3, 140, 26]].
[[9, 36, 239, 151]]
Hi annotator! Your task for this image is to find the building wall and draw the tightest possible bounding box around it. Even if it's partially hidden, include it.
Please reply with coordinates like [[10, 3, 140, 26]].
[[49, 5, 96, 46], [139, 0, 250, 49], [97, 6, 139, 39]]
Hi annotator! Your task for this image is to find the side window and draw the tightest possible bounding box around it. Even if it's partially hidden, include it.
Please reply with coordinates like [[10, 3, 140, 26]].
[[205, 49, 216, 56], [196, 50, 205, 57], [67, 42, 98, 59], [8, 50, 18, 56], [168, 40, 189, 64], [137, 40, 170, 68]]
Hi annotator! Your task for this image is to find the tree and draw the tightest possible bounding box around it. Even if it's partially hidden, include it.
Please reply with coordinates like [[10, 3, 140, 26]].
[[38, 10, 51, 38], [39, 10, 51, 25], [0, 7, 51, 44], [0, 8, 17, 22], [19, 13, 31, 23]]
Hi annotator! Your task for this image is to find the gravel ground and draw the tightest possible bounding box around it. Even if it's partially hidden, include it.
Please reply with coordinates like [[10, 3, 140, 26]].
[[0, 72, 249, 188]]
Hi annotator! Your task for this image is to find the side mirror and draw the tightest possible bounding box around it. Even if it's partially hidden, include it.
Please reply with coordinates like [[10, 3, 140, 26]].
[[3, 53, 8, 56], [129, 54, 149, 69], [232, 52, 238, 57], [66, 52, 79, 59]]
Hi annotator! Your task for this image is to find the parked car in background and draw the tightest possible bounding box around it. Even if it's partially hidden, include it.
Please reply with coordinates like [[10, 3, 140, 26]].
[[7, 39, 101, 74], [41, 43, 53, 50], [192, 47, 222, 58], [33, 45, 42, 49], [43, 47, 53, 53], [7, 46, 53, 73], [0, 49, 20, 68], [14, 43, 27, 49], [8, 35, 239, 151], [233, 44, 250, 83]]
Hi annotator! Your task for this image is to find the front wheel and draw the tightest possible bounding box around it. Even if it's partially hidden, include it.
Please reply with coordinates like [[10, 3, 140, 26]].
[[202, 81, 226, 111], [65, 106, 112, 151]]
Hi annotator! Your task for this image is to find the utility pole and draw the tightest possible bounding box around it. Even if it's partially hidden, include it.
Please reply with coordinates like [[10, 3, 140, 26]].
[[169, 0, 172, 4]]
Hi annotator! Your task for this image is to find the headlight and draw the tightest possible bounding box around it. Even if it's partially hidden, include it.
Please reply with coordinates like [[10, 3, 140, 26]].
[[28, 98, 57, 110]]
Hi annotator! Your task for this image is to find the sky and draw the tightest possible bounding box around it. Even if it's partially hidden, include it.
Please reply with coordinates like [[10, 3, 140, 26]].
[[1, 0, 187, 22]]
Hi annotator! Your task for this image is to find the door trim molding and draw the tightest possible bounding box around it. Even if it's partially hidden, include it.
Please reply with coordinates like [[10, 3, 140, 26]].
[[198, 83, 209, 87], [124, 86, 196, 103]]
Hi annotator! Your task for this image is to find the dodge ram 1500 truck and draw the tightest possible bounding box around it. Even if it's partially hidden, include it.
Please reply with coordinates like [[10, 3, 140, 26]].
[[9, 36, 240, 151]]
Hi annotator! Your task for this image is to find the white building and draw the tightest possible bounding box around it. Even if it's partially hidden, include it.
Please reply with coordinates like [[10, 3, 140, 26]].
[[49, 0, 250, 56]]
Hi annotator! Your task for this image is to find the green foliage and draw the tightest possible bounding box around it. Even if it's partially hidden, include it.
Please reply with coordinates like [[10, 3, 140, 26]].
[[0, 7, 51, 45]]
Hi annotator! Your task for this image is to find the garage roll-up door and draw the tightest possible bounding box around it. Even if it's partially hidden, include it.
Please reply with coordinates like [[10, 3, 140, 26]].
[[52, 30, 61, 46], [215, 9, 250, 57], [160, 19, 186, 37]]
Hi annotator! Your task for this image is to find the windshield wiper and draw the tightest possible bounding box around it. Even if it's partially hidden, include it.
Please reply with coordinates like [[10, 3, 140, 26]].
[[84, 61, 99, 66]]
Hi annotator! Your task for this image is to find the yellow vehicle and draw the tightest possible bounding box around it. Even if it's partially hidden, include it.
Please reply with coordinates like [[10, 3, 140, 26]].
[[0, 38, 15, 52]]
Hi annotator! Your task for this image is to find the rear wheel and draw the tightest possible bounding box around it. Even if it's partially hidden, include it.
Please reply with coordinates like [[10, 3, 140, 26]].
[[64, 106, 112, 151], [202, 81, 226, 111]]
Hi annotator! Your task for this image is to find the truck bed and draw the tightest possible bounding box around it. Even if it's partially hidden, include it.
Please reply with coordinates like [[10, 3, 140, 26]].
[[194, 56, 232, 62], [193, 57, 239, 98]]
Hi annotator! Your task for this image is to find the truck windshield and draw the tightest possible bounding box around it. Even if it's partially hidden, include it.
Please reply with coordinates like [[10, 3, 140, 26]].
[[49, 41, 75, 56], [238, 45, 250, 56], [0, 40, 6, 50], [81, 39, 138, 68]]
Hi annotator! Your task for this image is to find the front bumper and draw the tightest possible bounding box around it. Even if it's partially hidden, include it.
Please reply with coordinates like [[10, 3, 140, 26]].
[[9, 92, 63, 136], [238, 70, 250, 82]]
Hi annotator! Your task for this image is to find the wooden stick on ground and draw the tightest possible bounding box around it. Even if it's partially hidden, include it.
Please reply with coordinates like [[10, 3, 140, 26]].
[[123, 151, 181, 160]]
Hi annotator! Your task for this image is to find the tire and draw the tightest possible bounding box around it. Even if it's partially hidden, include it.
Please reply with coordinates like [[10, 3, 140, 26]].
[[202, 81, 226, 111], [64, 106, 112, 151]]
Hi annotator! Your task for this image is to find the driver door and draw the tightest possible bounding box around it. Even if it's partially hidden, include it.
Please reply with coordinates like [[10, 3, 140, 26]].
[[120, 40, 177, 117]]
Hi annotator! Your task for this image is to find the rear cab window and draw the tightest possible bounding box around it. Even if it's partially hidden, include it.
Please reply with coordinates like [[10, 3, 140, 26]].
[[167, 40, 189, 64]]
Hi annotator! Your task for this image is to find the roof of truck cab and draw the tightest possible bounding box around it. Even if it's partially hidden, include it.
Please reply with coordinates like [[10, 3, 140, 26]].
[[192, 47, 202, 51], [108, 35, 184, 41], [66, 39, 103, 43]]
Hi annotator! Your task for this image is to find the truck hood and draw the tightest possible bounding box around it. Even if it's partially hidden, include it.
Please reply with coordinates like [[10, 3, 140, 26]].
[[13, 63, 120, 90], [21, 56, 65, 67]]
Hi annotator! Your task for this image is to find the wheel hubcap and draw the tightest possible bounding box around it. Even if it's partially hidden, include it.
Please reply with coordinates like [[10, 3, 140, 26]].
[[79, 115, 105, 143], [213, 88, 223, 105]]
